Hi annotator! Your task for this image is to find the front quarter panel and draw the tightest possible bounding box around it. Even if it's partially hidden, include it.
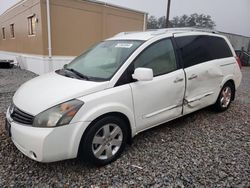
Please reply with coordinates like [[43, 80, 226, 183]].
[[72, 84, 136, 136]]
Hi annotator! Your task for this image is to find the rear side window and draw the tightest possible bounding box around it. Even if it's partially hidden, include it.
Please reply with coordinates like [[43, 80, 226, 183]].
[[175, 35, 233, 68], [134, 39, 177, 76]]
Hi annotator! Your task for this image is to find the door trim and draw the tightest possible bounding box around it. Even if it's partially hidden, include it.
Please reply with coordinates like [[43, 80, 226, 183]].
[[143, 104, 182, 119], [220, 62, 235, 67], [186, 91, 214, 103]]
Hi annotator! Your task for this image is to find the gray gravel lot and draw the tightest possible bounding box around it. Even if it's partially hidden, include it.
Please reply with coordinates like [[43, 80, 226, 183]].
[[0, 67, 249, 187], [0, 67, 37, 113]]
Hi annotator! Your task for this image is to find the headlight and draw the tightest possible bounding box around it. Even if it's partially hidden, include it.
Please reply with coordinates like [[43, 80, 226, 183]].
[[33, 99, 84, 127]]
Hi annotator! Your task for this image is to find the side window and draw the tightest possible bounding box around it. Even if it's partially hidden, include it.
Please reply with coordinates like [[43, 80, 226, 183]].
[[176, 35, 233, 68], [28, 15, 36, 35], [10, 24, 15, 38], [134, 39, 177, 76], [2, 27, 6, 39], [207, 37, 233, 59], [176, 36, 210, 68]]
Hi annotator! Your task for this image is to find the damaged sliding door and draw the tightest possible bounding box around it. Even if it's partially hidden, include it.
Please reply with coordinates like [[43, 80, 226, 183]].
[[183, 62, 223, 114], [174, 34, 225, 114]]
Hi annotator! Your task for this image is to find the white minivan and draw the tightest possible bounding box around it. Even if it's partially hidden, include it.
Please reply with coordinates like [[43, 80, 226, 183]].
[[5, 29, 242, 166]]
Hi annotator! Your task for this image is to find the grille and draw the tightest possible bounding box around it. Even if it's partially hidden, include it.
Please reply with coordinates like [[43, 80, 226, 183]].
[[10, 106, 34, 125]]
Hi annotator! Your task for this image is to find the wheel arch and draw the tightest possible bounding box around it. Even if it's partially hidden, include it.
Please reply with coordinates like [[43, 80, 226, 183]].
[[226, 79, 236, 100], [219, 73, 236, 98], [77, 111, 133, 157], [221, 79, 236, 100]]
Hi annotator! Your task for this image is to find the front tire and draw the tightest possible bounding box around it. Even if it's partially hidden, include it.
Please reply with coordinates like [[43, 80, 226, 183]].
[[79, 116, 128, 166], [214, 82, 234, 112]]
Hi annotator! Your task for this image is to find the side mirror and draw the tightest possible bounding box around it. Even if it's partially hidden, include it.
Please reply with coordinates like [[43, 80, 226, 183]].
[[132, 68, 153, 81]]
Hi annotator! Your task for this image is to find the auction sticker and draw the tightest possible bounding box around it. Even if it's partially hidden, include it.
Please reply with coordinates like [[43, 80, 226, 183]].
[[115, 43, 133, 48]]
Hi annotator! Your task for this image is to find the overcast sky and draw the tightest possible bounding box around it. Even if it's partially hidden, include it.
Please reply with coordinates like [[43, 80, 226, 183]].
[[0, 0, 250, 37]]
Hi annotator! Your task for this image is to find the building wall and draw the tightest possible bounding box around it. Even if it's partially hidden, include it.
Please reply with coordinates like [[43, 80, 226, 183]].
[[0, 0, 45, 55], [221, 32, 250, 53], [0, 0, 145, 57], [0, 0, 145, 74], [40, 0, 145, 56]]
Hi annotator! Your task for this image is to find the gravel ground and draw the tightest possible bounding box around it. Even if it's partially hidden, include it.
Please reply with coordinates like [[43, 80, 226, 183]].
[[0, 67, 37, 113], [0, 67, 249, 187]]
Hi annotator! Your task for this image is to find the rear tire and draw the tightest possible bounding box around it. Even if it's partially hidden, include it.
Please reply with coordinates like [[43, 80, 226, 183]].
[[214, 82, 235, 112], [79, 116, 128, 166]]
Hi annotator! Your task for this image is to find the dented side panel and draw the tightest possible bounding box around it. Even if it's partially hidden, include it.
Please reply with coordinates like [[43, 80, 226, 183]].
[[131, 69, 185, 132], [183, 57, 236, 114]]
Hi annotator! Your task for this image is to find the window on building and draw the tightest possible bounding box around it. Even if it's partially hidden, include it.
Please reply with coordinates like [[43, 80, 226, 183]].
[[28, 15, 36, 35], [10, 24, 15, 38], [2, 27, 5, 39]]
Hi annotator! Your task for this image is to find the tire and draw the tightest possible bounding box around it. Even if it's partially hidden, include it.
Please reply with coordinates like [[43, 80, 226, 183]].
[[79, 116, 128, 166], [214, 82, 235, 112]]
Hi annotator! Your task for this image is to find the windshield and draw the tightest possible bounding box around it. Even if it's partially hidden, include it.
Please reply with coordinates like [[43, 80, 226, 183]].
[[66, 40, 143, 81]]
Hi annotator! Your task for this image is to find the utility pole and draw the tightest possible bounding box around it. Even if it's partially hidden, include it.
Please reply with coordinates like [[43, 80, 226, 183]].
[[166, 0, 171, 28]]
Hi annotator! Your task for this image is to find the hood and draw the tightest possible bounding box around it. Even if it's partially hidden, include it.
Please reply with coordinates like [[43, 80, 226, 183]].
[[13, 72, 109, 115]]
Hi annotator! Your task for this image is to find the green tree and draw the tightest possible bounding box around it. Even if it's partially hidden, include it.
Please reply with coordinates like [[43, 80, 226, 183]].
[[157, 16, 166, 29], [147, 16, 171, 29], [147, 13, 216, 29], [171, 13, 216, 29], [147, 16, 159, 29]]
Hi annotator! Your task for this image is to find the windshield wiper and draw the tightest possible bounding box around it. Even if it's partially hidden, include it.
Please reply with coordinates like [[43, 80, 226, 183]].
[[64, 68, 89, 80]]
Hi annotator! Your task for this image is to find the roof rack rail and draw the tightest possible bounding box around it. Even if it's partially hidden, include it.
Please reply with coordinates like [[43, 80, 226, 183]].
[[113, 27, 219, 38], [147, 27, 219, 34]]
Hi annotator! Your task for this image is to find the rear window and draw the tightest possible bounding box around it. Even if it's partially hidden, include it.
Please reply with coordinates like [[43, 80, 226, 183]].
[[175, 35, 233, 68]]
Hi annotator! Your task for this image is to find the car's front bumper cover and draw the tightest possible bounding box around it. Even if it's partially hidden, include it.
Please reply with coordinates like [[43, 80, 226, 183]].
[[6, 108, 90, 163]]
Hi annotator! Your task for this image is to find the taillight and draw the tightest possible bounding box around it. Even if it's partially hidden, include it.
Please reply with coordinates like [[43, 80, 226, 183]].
[[236, 56, 242, 70]]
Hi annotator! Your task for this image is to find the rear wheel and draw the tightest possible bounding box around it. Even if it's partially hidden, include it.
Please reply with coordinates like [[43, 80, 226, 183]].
[[79, 116, 128, 166], [214, 82, 234, 112]]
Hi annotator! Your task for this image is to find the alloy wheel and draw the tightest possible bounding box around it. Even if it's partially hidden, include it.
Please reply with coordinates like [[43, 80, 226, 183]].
[[220, 86, 232, 108], [92, 123, 123, 160]]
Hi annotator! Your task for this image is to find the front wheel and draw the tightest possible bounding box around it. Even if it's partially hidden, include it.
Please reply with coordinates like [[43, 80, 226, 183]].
[[214, 82, 235, 112], [79, 116, 128, 166]]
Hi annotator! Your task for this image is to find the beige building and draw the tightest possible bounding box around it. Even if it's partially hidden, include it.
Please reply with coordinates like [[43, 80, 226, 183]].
[[0, 0, 146, 74]]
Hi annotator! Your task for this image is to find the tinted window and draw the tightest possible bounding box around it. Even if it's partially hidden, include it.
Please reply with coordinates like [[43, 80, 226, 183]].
[[176, 35, 233, 68], [134, 39, 177, 76]]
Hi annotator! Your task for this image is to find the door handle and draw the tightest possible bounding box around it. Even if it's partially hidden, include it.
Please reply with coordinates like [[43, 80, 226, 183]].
[[174, 77, 184, 83], [188, 74, 198, 80]]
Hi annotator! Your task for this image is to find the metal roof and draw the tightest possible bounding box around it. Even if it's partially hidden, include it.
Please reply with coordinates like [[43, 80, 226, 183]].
[[1, 0, 147, 17], [1, 0, 27, 16], [85, 0, 147, 15]]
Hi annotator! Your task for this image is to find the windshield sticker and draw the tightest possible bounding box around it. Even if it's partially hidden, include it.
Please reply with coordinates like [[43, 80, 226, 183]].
[[115, 43, 133, 48]]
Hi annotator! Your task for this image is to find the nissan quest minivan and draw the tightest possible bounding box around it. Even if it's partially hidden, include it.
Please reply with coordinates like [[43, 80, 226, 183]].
[[5, 28, 242, 166]]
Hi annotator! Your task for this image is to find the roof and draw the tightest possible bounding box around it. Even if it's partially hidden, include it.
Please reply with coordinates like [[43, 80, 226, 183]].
[[220, 31, 250, 39], [1, 0, 147, 17], [1, 0, 27, 16], [85, 0, 147, 15], [108, 28, 221, 41]]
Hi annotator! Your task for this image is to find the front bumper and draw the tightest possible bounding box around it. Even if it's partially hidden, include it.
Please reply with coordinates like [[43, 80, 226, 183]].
[[6, 109, 90, 163]]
